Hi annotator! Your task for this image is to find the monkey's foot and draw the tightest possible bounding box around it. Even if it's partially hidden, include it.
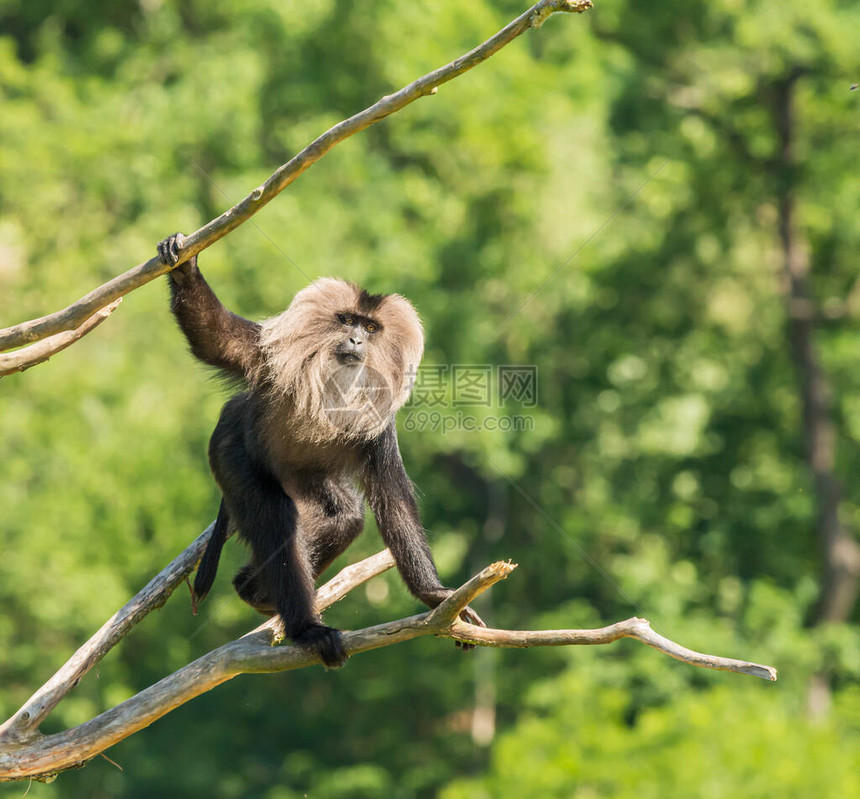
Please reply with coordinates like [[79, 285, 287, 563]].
[[458, 605, 486, 628], [454, 605, 486, 652], [293, 624, 348, 669]]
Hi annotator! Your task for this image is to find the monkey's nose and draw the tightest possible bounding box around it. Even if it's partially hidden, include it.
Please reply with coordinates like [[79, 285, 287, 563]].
[[349, 337, 363, 347]]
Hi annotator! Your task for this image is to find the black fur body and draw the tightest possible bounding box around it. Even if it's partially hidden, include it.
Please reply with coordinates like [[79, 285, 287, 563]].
[[159, 234, 482, 667]]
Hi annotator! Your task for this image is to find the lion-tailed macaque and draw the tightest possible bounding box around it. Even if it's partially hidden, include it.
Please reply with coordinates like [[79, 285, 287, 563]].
[[158, 234, 484, 667]]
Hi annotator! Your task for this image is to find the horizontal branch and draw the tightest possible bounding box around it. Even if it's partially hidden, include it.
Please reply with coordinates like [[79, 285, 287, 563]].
[[0, 0, 593, 358], [0, 553, 776, 782], [0, 298, 121, 377], [448, 618, 778, 681]]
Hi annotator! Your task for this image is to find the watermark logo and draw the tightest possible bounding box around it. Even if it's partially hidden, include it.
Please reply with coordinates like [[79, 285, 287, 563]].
[[498, 365, 538, 407], [403, 411, 534, 434], [404, 363, 537, 433], [320, 363, 538, 435], [452, 365, 493, 407], [322, 362, 393, 434]]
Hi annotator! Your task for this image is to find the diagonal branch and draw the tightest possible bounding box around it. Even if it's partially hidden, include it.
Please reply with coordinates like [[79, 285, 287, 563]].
[[0, 522, 217, 742], [0, 550, 776, 782], [0, 529, 396, 744], [0, 0, 593, 360], [426, 560, 517, 627]]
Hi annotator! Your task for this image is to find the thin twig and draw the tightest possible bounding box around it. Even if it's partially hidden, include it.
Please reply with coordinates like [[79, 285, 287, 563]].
[[448, 619, 778, 681], [0, 0, 593, 358], [0, 299, 122, 377]]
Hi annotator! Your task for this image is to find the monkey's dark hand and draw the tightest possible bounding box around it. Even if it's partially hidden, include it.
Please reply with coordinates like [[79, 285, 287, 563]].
[[294, 624, 348, 669], [157, 232, 198, 284], [457, 605, 486, 628]]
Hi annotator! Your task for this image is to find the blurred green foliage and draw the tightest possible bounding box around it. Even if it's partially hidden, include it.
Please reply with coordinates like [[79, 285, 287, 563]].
[[1, 0, 859, 796]]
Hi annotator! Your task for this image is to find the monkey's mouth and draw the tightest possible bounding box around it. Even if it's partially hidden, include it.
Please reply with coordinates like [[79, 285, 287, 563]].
[[335, 349, 364, 365]]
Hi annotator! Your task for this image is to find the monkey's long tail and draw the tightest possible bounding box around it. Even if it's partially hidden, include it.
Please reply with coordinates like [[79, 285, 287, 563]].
[[192, 499, 230, 612]]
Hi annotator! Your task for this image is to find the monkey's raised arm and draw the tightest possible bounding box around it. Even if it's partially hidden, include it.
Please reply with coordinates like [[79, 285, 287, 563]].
[[158, 234, 263, 380], [362, 424, 484, 629]]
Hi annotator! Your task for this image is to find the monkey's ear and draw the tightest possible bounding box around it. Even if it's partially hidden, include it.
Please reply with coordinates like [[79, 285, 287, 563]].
[[383, 293, 424, 371]]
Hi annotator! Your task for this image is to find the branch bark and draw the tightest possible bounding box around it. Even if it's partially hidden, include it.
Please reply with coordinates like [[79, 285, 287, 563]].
[[0, 299, 121, 377], [0, 546, 775, 783], [0, 0, 593, 363], [0, 522, 215, 742], [449, 618, 777, 681]]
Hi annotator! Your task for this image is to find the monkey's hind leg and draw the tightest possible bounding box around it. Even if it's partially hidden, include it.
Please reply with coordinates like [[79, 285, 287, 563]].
[[215, 456, 347, 668], [250, 491, 348, 668], [233, 562, 275, 615]]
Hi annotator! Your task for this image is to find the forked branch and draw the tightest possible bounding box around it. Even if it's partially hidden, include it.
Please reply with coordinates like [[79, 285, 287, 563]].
[[0, 0, 594, 363], [0, 543, 775, 782], [0, 299, 121, 376]]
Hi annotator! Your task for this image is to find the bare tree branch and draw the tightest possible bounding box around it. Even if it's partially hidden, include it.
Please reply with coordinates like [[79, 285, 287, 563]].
[[426, 561, 517, 627], [0, 531, 396, 745], [0, 549, 776, 783], [0, 299, 121, 377], [0, 0, 593, 361], [449, 619, 778, 681]]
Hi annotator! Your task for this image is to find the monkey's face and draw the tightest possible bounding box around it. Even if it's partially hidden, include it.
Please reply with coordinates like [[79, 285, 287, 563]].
[[259, 278, 424, 441], [333, 312, 380, 366]]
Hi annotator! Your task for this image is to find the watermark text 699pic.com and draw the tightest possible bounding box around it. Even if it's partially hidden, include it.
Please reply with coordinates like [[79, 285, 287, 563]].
[[402, 364, 537, 434]]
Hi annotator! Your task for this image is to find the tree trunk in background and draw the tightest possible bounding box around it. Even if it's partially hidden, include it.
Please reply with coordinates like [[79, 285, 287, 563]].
[[773, 73, 860, 716], [471, 480, 507, 746]]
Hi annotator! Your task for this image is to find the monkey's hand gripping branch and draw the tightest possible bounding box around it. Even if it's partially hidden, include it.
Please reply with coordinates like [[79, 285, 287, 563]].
[[0, 541, 776, 783]]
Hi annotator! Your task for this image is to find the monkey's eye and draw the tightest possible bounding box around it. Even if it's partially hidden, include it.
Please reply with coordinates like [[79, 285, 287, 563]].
[[364, 322, 378, 333], [338, 314, 356, 326]]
